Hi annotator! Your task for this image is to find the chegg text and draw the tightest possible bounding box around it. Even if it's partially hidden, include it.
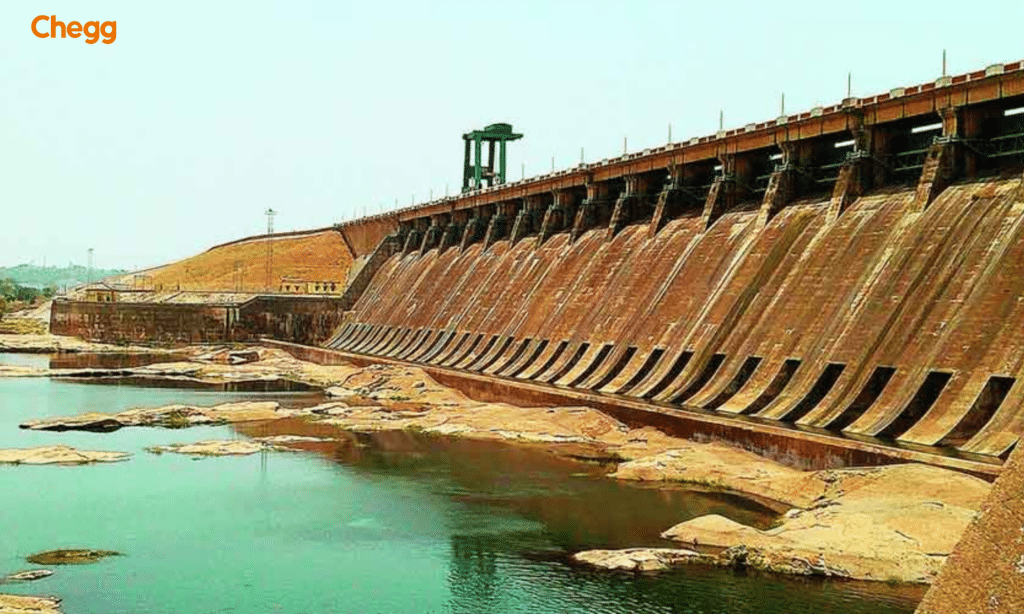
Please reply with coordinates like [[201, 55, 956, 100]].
[[32, 15, 116, 44]]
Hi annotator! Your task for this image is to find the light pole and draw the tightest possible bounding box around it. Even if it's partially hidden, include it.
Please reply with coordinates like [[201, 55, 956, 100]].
[[265, 209, 277, 292]]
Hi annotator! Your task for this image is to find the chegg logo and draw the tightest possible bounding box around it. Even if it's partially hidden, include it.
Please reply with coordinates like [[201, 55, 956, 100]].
[[31, 15, 117, 44]]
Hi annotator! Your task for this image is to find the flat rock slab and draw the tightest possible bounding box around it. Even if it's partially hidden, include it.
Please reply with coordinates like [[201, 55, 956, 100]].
[[255, 435, 333, 445], [25, 550, 120, 566], [147, 440, 268, 457], [0, 446, 129, 465], [0, 593, 63, 614], [660, 463, 991, 584], [21, 402, 286, 432], [0, 570, 53, 584], [573, 548, 704, 572]]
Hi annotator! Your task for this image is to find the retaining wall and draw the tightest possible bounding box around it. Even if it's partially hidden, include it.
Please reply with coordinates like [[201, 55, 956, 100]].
[[50, 295, 348, 346]]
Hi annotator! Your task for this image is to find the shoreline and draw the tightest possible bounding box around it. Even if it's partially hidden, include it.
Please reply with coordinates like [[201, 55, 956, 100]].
[[0, 338, 991, 586]]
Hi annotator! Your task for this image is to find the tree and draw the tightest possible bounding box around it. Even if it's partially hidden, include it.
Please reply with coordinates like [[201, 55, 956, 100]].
[[42, 285, 57, 299], [15, 285, 40, 303], [0, 279, 15, 301]]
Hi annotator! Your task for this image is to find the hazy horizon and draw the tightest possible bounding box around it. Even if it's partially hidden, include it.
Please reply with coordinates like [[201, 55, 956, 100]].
[[2, 0, 1022, 271]]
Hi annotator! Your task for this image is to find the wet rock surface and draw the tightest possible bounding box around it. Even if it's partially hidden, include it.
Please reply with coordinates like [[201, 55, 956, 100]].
[[25, 550, 120, 566], [0, 446, 129, 465], [0, 571, 53, 584], [21, 401, 290, 431], [147, 440, 269, 457], [572, 548, 705, 572]]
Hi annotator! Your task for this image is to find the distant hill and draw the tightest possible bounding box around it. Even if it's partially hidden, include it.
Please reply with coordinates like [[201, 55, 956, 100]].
[[0, 263, 127, 290]]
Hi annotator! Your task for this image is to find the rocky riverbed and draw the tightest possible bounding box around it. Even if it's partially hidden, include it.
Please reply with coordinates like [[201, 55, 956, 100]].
[[1, 341, 993, 585]]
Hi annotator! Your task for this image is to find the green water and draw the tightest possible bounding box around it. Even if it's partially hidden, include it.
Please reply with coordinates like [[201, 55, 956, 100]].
[[0, 353, 923, 614]]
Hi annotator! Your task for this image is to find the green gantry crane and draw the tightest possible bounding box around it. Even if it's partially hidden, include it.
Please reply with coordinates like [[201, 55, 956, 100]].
[[462, 123, 523, 192]]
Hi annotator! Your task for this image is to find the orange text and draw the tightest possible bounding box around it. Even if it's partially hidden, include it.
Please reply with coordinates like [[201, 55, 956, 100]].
[[32, 15, 116, 44]]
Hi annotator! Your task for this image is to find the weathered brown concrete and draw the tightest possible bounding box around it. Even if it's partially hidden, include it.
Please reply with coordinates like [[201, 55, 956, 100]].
[[328, 170, 1024, 464], [915, 442, 1024, 613], [50, 295, 349, 346]]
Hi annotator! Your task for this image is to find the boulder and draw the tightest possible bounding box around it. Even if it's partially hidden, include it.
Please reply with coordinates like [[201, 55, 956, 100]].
[[572, 548, 704, 571], [1, 570, 53, 583]]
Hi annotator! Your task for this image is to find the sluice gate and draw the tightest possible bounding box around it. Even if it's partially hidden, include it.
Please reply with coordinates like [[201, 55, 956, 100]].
[[327, 61, 1024, 468]]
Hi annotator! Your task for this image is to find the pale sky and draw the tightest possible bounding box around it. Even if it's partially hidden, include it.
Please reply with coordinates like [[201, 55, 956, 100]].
[[2, 0, 1022, 270]]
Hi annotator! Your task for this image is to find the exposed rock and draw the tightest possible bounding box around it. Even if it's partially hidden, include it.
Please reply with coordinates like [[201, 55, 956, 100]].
[[147, 440, 268, 457], [316, 401, 630, 449], [572, 548, 705, 571], [25, 550, 120, 566], [0, 446, 129, 465], [21, 401, 287, 431], [660, 464, 990, 584], [0, 593, 63, 614], [610, 441, 821, 509], [255, 435, 332, 445], [1, 570, 53, 583]]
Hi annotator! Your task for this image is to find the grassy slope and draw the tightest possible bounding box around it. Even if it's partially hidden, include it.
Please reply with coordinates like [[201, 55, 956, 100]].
[[136, 230, 353, 292]]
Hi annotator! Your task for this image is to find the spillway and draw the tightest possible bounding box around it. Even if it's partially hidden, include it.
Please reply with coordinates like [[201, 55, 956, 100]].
[[322, 61, 1024, 468]]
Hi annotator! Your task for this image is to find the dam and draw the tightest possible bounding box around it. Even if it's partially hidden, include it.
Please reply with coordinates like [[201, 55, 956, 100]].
[[53, 59, 1024, 473]]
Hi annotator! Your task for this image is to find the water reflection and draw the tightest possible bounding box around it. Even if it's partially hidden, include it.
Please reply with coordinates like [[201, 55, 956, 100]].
[[48, 352, 180, 370]]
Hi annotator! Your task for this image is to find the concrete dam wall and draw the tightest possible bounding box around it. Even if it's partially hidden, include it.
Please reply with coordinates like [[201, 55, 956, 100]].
[[328, 178, 1024, 461], [326, 61, 1024, 463]]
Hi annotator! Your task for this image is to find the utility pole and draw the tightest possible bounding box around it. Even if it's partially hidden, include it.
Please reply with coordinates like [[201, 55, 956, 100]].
[[234, 260, 244, 292], [264, 208, 277, 292], [87, 248, 94, 285]]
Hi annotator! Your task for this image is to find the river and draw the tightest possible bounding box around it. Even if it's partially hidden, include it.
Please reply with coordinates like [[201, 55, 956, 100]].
[[0, 353, 922, 613]]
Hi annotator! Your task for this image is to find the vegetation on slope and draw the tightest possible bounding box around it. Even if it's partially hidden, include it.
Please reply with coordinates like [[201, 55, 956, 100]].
[[134, 230, 353, 293]]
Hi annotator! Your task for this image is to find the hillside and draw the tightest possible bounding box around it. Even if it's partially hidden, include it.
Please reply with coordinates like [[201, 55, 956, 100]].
[[132, 229, 354, 292]]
